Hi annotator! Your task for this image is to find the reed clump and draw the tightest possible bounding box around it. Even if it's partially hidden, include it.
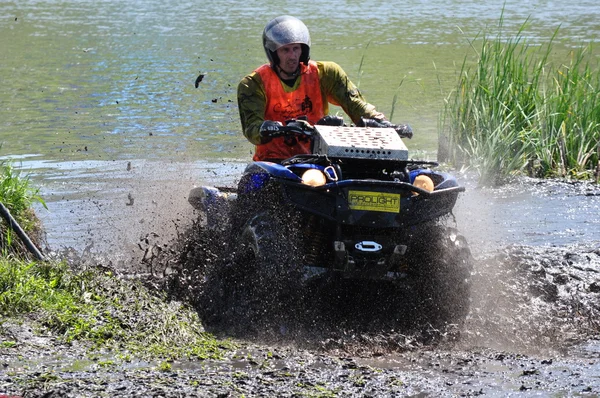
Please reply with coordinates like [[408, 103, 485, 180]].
[[0, 158, 46, 257], [440, 19, 600, 184]]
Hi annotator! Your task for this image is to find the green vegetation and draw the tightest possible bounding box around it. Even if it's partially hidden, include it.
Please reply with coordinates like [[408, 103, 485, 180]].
[[440, 17, 600, 184], [1, 158, 232, 362], [0, 159, 46, 256], [0, 257, 233, 360]]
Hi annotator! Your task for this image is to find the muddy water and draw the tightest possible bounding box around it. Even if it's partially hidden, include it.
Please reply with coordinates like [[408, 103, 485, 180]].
[[16, 156, 247, 266], [456, 177, 600, 249], [23, 159, 600, 260]]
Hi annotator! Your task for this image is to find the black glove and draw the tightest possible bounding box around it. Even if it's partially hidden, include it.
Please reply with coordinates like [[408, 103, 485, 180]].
[[359, 117, 394, 128], [316, 115, 345, 126], [359, 118, 413, 139], [259, 120, 284, 143], [394, 124, 413, 139], [285, 119, 314, 135]]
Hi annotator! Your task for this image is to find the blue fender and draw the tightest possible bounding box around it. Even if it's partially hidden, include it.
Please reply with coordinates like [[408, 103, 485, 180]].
[[244, 161, 302, 181], [409, 169, 459, 190], [240, 161, 303, 193]]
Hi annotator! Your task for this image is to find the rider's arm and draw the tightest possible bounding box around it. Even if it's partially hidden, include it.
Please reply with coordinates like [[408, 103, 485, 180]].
[[237, 72, 267, 145], [316, 61, 386, 125]]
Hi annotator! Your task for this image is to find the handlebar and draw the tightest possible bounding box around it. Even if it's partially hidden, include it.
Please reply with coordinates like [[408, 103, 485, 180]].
[[259, 117, 413, 142], [358, 118, 413, 139]]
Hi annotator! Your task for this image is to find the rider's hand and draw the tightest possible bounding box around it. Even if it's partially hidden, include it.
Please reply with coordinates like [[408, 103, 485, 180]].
[[360, 117, 413, 139], [359, 117, 393, 128], [285, 118, 314, 135], [316, 115, 345, 126], [259, 120, 284, 143], [394, 124, 413, 139]]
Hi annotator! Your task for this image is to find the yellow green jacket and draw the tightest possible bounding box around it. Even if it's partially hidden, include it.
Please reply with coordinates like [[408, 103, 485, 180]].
[[237, 61, 384, 145]]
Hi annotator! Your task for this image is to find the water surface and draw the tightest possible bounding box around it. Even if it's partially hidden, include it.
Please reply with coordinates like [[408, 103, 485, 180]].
[[1, 0, 599, 254], [2, 0, 599, 161]]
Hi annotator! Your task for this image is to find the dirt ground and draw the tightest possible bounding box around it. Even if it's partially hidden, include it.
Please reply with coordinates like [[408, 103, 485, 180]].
[[2, 174, 600, 397], [2, 336, 600, 397], [3, 226, 600, 397]]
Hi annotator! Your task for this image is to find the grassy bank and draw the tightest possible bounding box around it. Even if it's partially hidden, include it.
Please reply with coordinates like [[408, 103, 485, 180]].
[[0, 159, 46, 256], [0, 257, 231, 360], [440, 18, 600, 184], [1, 159, 232, 362]]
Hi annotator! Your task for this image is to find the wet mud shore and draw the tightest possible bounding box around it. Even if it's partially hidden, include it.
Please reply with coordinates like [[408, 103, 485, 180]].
[[2, 177, 600, 397], [2, 339, 600, 397], [3, 236, 600, 397]]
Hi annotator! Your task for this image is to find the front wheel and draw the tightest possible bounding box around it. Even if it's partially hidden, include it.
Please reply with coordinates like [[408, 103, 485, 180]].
[[409, 225, 473, 334], [231, 210, 304, 334]]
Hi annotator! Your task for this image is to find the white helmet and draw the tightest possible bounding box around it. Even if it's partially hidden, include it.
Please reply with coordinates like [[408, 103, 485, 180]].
[[262, 15, 311, 67]]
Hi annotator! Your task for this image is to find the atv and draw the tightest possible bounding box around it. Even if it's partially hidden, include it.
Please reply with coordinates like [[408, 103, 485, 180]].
[[190, 119, 473, 335]]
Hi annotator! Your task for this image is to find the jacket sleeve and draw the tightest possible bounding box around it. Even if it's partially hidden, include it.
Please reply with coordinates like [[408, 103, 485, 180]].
[[317, 61, 385, 125], [237, 72, 267, 145]]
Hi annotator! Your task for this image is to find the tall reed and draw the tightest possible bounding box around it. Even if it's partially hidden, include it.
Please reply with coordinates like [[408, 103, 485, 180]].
[[356, 41, 371, 89], [441, 18, 600, 184]]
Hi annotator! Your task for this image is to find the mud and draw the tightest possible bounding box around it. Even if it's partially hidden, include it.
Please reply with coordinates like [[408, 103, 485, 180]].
[[3, 342, 600, 397], [3, 238, 600, 397], [2, 177, 600, 397], [160, 214, 600, 346]]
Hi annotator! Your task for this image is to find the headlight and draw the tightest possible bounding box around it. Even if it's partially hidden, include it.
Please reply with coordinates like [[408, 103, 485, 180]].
[[301, 169, 327, 187], [413, 174, 434, 194]]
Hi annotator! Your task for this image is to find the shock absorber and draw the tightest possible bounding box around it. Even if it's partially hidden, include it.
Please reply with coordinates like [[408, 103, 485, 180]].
[[304, 216, 325, 265]]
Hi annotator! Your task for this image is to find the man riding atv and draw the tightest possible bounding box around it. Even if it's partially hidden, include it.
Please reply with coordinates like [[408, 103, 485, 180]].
[[195, 16, 472, 337], [237, 15, 411, 161]]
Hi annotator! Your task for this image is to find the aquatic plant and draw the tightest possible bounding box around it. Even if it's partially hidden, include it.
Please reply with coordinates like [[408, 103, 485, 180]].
[[440, 17, 600, 184], [356, 40, 371, 89]]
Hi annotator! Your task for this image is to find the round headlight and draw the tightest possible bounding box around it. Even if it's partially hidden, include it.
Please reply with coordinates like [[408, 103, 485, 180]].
[[301, 169, 327, 187], [413, 174, 434, 194]]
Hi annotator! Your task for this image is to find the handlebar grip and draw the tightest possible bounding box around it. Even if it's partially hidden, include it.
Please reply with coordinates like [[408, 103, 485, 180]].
[[360, 118, 413, 139], [395, 124, 413, 139], [283, 119, 315, 136]]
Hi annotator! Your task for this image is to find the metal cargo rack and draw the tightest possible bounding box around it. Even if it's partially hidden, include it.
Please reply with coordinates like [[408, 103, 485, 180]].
[[312, 125, 409, 161]]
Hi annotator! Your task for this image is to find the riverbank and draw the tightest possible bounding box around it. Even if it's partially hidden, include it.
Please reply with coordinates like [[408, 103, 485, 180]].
[[2, 240, 600, 397]]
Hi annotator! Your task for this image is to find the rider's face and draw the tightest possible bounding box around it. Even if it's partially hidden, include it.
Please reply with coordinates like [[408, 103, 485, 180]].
[[276, 43, 302, 75]]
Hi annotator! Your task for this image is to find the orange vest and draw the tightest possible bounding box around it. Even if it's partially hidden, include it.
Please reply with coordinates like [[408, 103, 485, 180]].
[[254, 61, 325, 161]]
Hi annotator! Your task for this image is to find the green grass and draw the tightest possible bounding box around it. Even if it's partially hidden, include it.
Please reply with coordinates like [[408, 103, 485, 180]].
[[0, 158, 47, 256], [440, 16, 600, 184], [0, 155, 232, 362], [0, 257, 233, 360]]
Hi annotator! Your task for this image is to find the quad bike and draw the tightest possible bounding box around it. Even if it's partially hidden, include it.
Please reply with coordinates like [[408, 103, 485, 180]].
[[190, 118, 473, 334]]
